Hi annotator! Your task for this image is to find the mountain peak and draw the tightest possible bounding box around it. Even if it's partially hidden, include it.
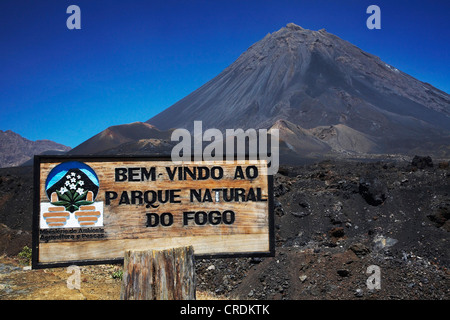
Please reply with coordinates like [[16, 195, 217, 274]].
[[285, 22, 304, 31]]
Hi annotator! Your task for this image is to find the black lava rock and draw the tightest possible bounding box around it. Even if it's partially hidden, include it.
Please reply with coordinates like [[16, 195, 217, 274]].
[[411, 155, 433, 169], [359, 174, 388, 206]]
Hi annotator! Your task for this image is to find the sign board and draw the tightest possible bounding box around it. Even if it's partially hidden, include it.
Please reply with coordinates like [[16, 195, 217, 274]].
[[32, 156, 274, 268]]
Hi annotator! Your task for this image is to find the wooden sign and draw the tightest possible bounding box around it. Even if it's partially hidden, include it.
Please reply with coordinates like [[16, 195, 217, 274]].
[[32, 156, 274, 268]]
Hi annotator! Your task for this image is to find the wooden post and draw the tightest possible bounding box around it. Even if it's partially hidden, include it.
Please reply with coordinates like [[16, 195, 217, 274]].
[[120, 246, 196, 300]]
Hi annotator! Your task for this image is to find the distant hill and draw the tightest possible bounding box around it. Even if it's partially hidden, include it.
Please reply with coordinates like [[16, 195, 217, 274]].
[[68, 122, 173, 155], [0, 130, 71, 168]]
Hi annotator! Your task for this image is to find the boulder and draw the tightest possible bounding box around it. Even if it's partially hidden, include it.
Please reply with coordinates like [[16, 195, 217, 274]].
[[359, 174, 388, 206], [411, 155, 433, 169]]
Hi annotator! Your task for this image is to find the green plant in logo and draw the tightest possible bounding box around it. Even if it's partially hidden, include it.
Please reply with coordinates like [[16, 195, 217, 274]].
[[51, 171, 94, 213]]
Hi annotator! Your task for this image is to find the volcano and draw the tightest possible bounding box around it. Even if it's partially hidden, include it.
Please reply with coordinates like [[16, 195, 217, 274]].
[[73, 23, 450, 159], [146, 23, 449, 157]]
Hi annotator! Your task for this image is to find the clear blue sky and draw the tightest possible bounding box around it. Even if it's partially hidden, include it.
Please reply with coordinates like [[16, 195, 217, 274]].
[[0, 0, 449, 148]]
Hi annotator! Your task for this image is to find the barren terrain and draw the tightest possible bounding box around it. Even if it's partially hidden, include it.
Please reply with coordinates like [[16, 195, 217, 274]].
[[0, 158, 448, 300]]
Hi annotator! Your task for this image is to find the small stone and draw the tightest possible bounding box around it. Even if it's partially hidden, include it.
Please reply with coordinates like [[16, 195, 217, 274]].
[[329, 227, 345, 238], [292, 211, 310, 218], [299, 275, 307, 282], [355, 288, 363, 297], [250, 257, 262, 264], [337, 269, 350, 277], [349, 243, 370, 257]]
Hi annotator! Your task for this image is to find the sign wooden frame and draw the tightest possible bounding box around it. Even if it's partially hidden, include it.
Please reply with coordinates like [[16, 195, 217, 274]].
[[32, 155, 274, 269]]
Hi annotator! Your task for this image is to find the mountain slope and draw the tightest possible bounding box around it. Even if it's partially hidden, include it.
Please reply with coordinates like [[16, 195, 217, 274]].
[[68, 122, 173, 155], [146, 23, 449, 156], [0, 130, 71, 168], [270, 119, 380, 156]]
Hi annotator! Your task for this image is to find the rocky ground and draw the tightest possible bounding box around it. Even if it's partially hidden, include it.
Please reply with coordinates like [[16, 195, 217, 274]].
[[0, 157, 448, 300], [196, 157, 449, 300]]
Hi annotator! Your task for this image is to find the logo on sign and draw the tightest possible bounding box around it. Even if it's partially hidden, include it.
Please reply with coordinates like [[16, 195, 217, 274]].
[[40, 161, 103, 228]]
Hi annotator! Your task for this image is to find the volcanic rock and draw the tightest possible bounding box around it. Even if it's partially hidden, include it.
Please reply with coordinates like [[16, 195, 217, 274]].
[[349, 243, 371, 257], [359, 174, 388, 206], [411, 155, 434, 169]]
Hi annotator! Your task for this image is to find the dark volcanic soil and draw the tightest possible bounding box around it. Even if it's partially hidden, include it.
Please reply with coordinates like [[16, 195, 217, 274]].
[[0, 166, 33, 256], [0, 158, 449, 300], [195, 158, 450, 300]]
